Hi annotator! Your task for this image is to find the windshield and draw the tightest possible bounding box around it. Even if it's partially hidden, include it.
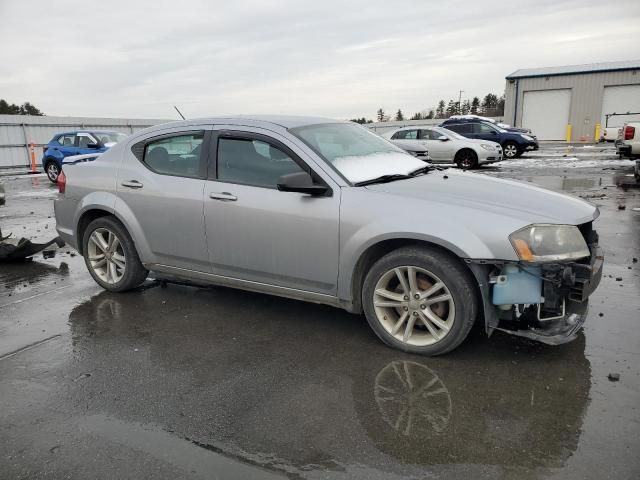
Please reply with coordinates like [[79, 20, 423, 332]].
[[94, 132, 128, 144], [290, 123, 426, 184]]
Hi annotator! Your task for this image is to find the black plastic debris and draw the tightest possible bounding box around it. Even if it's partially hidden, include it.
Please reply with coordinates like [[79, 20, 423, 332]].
[[0, 184, 5, 206], [608, 373, 620, 382], [0, 228, 65, 262]]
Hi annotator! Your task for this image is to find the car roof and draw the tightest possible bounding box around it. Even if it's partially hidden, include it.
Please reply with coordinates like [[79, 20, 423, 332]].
[[55, 130, 122, 136], [149, 115, 344, 131], [391, 125, 437, 131]]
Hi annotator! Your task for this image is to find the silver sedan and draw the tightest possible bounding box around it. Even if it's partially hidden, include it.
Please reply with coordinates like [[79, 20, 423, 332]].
[[54, 116, 602, 355]]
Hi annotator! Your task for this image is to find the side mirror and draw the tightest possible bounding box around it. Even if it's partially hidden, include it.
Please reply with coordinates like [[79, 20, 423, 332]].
[[437, 135, 449, 141], [87, 143, 101, 149], [277, 171, 329, 196]]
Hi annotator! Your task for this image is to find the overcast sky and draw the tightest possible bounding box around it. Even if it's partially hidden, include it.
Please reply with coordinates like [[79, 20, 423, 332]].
[[1, 0, 639, 120]]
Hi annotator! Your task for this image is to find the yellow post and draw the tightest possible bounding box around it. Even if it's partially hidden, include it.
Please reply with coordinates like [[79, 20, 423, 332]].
[[566, 124, 572, 143], [594, 123, 601, 143]]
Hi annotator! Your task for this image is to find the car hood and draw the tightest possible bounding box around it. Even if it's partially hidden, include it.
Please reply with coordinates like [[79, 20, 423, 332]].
[[365, 170, 598, 225]]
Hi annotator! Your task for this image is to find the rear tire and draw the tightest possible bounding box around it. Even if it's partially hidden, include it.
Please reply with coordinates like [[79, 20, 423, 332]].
[[45, 160, 60, 183], [454, 149, 478, 169], [362, 246, 478, 356], [82, 216, 148, 292]]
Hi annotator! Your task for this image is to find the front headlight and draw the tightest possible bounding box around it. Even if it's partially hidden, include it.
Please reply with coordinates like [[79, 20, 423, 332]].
[[480, 144, 495, 151], [509, 225, 590, 262], [520, 134, 534, 141]]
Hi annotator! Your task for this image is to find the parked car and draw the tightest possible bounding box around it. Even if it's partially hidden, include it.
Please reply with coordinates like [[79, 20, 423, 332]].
[[42, 130, 128, 183], [447, 115, 534, 135], [54, 116, 603, 356], [616, 122, 640, 160], [440, 118, 538, 158], [384, 126, 502, 169]]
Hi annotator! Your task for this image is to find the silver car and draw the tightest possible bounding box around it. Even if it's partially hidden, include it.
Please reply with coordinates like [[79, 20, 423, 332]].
[[384, 126, 502, 168], [54, 116, 603, 355]]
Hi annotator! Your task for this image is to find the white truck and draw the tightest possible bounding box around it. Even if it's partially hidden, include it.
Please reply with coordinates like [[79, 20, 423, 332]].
[[615, 123, 640, 180]]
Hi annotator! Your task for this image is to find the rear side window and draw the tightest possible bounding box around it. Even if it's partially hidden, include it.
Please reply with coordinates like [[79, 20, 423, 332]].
[[217, 137, 304, 188], [392, 130, 418, 140], [418, 129, 440, 140], [56, 134, 75, 146], [446, 124, 472, 134], [143, 132, 204, 178]]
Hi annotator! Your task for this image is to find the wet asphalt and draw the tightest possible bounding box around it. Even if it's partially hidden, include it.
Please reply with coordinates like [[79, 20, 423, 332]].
[[1, 144, 639, 479]]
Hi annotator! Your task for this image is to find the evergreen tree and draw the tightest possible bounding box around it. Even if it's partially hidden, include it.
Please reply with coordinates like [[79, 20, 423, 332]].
[[445, 100, 456, 117], [395, 109, 404, 121], [436, 100, 446, 118], [470, 96, 480, 115], [410, 112, 423, 120], [461, 100, 471, 115], [0, 99, 44, 115], [376, 108, 385, 122], [426, 110, 435, 119]]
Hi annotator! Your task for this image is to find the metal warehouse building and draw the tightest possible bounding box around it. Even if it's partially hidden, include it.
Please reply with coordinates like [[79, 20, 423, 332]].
[[503, 60, 640, 141]]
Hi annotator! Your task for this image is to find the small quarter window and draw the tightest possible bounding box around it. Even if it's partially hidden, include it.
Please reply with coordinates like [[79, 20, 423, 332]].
[[143, 132, 204, 178]]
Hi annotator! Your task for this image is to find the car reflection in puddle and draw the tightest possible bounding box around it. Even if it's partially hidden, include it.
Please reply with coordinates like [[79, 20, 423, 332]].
[[65, 284, 591, 476]]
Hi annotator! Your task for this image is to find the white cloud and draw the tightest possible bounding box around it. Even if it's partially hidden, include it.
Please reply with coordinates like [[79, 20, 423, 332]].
[[0, 0, 639, 120]]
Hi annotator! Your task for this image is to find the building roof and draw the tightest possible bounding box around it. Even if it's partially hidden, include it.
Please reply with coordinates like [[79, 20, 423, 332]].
[[506, 60, 640, 79]]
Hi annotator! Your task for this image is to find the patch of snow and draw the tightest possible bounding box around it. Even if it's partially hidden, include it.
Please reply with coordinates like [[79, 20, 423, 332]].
[[497, 157, 635, 169]]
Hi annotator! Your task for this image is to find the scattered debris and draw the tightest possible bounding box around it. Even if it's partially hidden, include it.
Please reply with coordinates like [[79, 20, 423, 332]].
[[618, 205, 626, 210], [633, 258, 638, 263], [0, 184, 5, 206], [0, 228, 65, 262], [608, 373, 620, 382], [598, 313, 604, 317], [615, 277, 623, 281]]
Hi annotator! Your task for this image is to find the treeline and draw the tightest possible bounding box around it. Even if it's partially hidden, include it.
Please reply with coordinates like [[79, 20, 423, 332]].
[[351, 93, 505, 124], [0, 99, 45, 116]]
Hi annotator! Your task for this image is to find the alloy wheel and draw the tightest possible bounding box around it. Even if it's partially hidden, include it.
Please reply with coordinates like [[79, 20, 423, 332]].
[[504, 144, 518, 158], [457, 151, 474, 168], [47, 163, 60, 181], [373, 266, 455, 346], [87, 228, 126, 284]]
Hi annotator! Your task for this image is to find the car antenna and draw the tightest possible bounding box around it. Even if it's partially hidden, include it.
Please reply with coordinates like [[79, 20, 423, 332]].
[[173, 105, 186, 120]]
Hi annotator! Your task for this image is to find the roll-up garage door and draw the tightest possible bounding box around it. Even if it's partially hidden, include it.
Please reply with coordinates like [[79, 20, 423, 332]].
[[601, 85, 640, 128], [521, 89, 571, 140]]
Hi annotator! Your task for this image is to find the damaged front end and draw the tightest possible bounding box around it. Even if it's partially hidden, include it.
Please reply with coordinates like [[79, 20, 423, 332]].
[[468, 222, 603, 345]]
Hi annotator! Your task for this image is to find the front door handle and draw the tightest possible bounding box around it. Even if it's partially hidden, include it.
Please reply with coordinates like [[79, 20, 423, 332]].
[[209, 192, 237, 201], [121, 180, 143, 189]]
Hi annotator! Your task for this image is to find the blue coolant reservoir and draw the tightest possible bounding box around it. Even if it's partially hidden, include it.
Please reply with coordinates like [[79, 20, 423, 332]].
[[492, 265, 543, 305]]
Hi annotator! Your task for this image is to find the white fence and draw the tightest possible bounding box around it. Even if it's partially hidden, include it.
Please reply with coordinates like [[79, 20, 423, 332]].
[[1, 114, 506, 169], [0, 114, 169, 169]]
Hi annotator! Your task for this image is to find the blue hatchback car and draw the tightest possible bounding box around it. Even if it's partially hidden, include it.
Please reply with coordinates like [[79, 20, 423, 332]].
[[440, 118, 538, 159], [42, 130, 128, 182]]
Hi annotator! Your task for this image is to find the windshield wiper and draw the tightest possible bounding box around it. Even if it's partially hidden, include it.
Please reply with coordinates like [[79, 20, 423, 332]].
[[354, 174, 412, 187], [408, 165, 437, 176]]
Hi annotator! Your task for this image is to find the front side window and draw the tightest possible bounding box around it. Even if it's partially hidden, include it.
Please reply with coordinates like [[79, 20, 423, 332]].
[[291, 123, 424, 184], [143, 132, 204, 178], [217, 137, 304, 188], [473, 122, 498, 134], [77, 134, 97, 148]]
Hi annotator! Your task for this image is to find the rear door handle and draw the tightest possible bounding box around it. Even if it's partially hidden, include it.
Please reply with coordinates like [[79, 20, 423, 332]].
[[121, 180, 143, 189], [209, 192, 237, 201]]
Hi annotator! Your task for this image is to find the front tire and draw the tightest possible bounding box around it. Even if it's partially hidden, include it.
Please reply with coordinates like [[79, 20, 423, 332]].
[[82, 216, 148, 292], [362, 246, 478, 356], [454, 149, 478, 169], [502, 141, 521, 159], [45, 160, 60, 183]]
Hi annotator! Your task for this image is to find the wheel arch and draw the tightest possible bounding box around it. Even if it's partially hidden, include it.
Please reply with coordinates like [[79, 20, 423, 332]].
[[76, 209, 113, 255], [345, 237, 479, 314]]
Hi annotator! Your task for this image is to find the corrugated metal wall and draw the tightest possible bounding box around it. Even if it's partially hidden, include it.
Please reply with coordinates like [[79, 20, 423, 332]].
[[504, 69, 640, 141], [0, 115, 169, 169]]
